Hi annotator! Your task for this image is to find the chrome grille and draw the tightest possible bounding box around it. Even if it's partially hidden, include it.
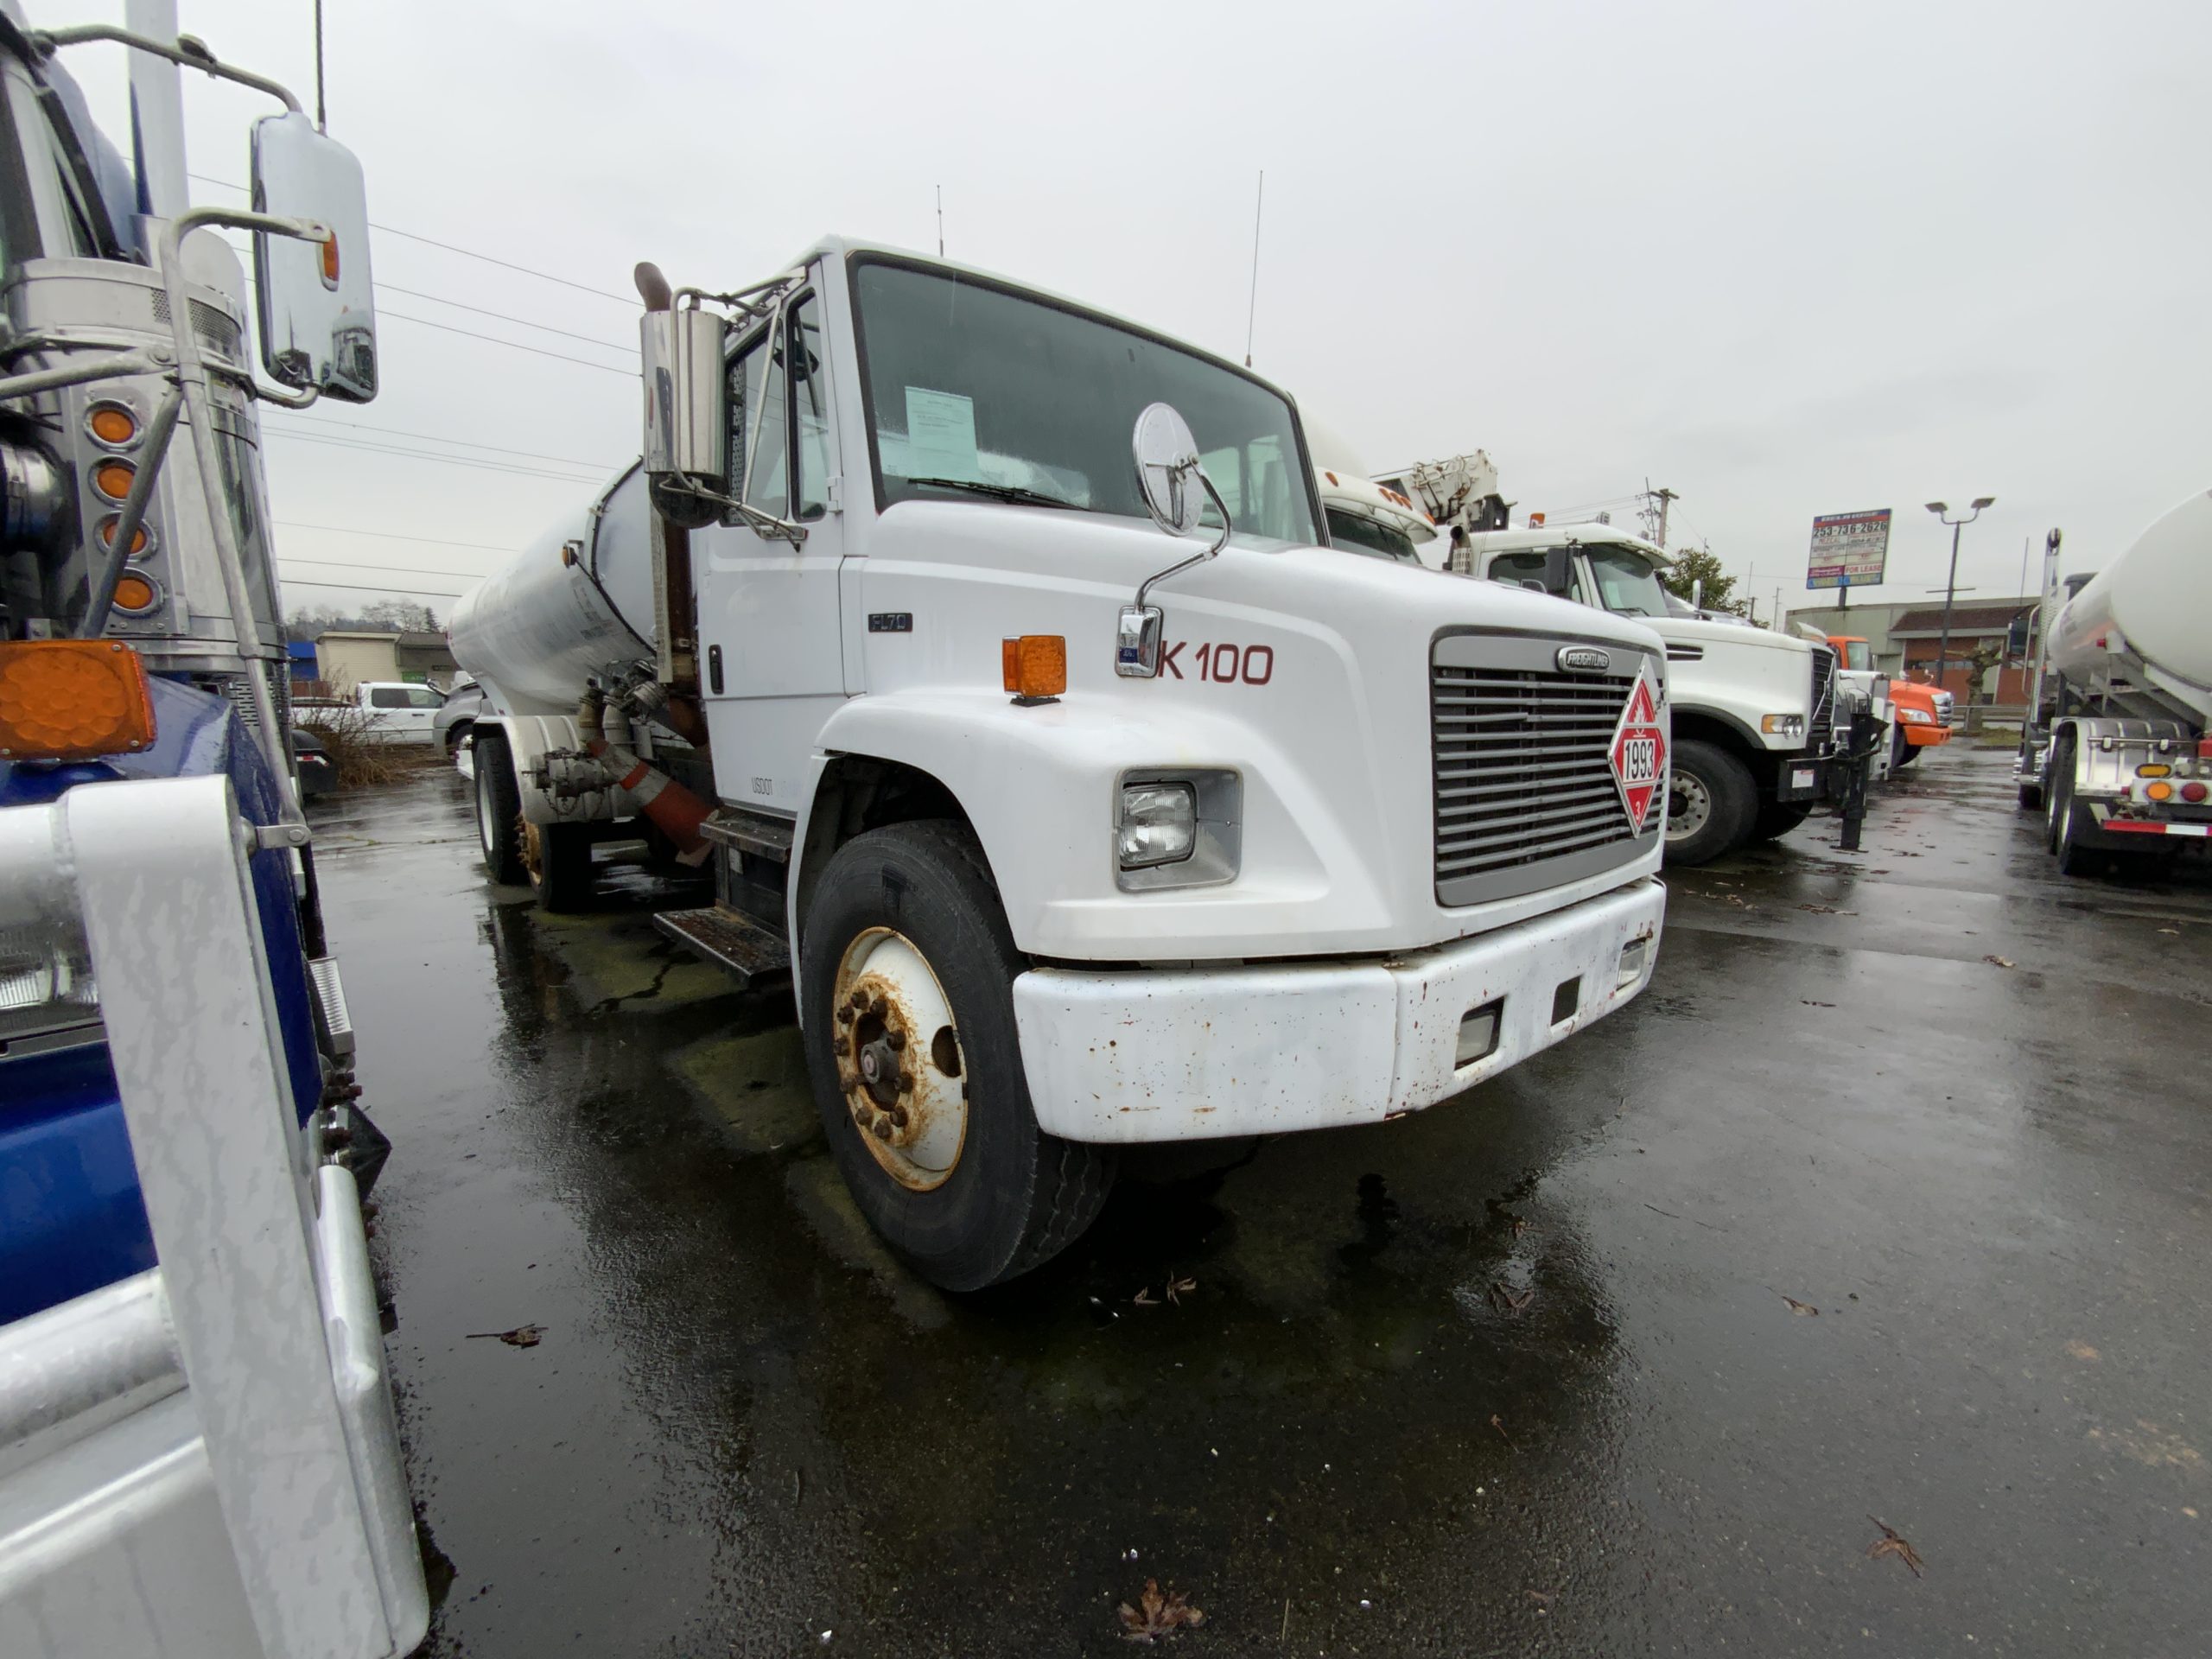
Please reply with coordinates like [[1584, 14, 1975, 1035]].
[[1432, 635, 1655, 906], [1809, 645, 1835, 741]]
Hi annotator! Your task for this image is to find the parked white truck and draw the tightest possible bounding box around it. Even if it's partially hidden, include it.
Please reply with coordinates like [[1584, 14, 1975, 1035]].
[[2019, 491, 2212, 874], [449, 239, 1670, 1290], [1363, 461, 1842, 865]]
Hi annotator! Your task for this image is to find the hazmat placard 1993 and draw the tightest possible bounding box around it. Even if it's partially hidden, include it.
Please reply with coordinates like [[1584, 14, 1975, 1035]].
[[1806, 509, 1891, 589]]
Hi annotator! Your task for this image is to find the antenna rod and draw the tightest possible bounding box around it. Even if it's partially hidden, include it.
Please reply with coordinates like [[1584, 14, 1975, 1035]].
[[936, 185, 944, 257], [313, 0, 327, 131], [1243, 169, 1263, 367]]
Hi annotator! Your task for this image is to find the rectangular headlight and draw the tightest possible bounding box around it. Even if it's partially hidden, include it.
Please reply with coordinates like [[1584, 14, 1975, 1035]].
[[1117, 782, 1196, 868], [1760, 714, 1805, 738]]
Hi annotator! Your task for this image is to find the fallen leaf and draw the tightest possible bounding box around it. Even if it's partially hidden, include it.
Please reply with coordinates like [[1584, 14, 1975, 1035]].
[[2158, 927, 2180, 936], [1779, 1294, 1819, 1316], [2065, 1340, 2101, 1362], [1982, 954, 2015, 969], [1117, 1579, 1206, 1643], [466, 1324, 544, 1348], [1131, 1288, 1159, 1307], [1796, 904, 1858, 915], [1866, 1516, 1923, 1577], [1490, 1413, 1519, 1452], [1489, 1281, 1534, 1316], [1801, 999, 1836, 1007], [1165, 1274, 1198, 1306], [1725, 893, 1752, 907]]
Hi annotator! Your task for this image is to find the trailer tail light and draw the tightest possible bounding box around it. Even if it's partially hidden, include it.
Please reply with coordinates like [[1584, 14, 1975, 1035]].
[[0, 640, 156, 760], [2183, 782, 2209, 804], [2137, 763, 2171, 778], [2200, 737, 2212, 760], [2145, 780, 2174, 802], [1001, 634, 1066, 702]]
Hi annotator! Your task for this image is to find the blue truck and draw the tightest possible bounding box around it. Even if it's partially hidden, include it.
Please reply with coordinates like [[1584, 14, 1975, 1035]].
[[0, 9, 425, 1655]]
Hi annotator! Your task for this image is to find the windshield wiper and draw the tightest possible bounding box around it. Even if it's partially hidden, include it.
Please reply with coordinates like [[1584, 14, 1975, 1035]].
[[906, 476, 1077, 510]]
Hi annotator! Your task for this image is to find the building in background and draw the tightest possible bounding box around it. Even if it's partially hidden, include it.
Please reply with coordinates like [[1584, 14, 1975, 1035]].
[[1784, 600, 1922, 675], [315, 629, 460, 691]]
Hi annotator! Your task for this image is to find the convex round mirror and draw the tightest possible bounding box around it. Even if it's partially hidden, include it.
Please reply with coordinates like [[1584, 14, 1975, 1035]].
[[1132, 402, 1205, 538]]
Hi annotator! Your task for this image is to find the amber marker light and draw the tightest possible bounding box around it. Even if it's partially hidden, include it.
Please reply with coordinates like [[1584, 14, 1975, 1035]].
[[111, 573, 159, 614], [1001, 634, 1067, 702], [98, 517, 152, 556], [321, 232, 340, 284], [92, 459, 136, 501], [87, 404, 137, 447], [0, 639, 156, 760]]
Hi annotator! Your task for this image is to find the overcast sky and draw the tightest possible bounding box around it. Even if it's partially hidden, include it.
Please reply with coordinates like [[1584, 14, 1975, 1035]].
[[59, 0, 2212, 625]]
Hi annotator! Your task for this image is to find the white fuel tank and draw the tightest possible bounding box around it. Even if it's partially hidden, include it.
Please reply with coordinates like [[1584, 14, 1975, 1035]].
[[448, 464, 659, 715], [2046, 489, 2212, 690]]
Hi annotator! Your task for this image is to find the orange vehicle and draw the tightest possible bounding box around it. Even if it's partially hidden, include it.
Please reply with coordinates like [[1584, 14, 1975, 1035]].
[[1828, 636, 1952, 768]]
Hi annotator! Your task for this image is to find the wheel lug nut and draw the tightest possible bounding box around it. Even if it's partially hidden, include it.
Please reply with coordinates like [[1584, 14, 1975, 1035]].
[[832, 1036, 849, 1057], [896, 1073, 913, 1094], [835, 1006, 854, 1026], [887, 1029, 906, 1052], [891, 1106, 909, 1128], [870, 1116, 893, 1141]]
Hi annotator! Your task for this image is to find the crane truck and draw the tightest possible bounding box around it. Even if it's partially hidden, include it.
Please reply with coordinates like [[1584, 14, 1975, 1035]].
[[451, 240, 1671, 1291], [0, 10, 425, 1656], [2018, 493, 2212, 875], [1364, 458, 1848, 865]]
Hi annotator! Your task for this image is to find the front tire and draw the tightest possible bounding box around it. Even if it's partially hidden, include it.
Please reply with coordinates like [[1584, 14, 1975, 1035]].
[[799, 820, 1116, 1291], [474, 730, 525, 885], [1663, 740, 1757, 867]]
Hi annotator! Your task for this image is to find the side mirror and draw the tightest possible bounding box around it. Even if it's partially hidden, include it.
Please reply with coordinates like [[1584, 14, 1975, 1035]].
[[640, 289, 729, 531], [250, 112, 377, 402], [1134, 402, 1206, 537], [1120, 403, 1232, 678], [1688, 576, 1704, 613]]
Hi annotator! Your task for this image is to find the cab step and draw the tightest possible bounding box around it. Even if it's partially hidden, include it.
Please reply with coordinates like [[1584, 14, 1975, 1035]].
[[652, 905, 792, 986], [700, 805, 795, 863]]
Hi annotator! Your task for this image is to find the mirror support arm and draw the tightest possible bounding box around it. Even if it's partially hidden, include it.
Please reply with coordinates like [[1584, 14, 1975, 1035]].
[[1135, 471, 1233, 612], [33, 25, 304, 114], [156, 207, 327, 824]]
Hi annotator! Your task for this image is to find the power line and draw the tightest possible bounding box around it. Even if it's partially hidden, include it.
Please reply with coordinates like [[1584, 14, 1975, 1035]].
[[276, 520, 520, 554], [264, 429, 606, 484], [276, 571, 469, 598], [273, 410, 623, 471], [372, 281, 633, 352], [378, 309, 636, 376], [280, 552, 493, 577], [189, 173, 638, 305]]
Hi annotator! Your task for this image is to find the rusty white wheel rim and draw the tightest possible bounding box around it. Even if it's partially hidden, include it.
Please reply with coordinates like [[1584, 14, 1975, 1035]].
[[831, 926, 967, 1192]]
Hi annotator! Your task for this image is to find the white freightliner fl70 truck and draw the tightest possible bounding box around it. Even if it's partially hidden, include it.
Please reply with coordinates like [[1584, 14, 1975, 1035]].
[[449, 241, 1671, 1290], [1365, 459, 1844, 866], [2018, 492, 2212, 874]]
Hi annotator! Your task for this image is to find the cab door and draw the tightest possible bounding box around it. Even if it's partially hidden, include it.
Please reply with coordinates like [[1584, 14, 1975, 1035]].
[[694, 287, 846, 815]]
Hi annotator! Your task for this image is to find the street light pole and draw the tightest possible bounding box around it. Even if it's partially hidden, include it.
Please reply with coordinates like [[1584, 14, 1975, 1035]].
[[1924, 496, 1995, 691]]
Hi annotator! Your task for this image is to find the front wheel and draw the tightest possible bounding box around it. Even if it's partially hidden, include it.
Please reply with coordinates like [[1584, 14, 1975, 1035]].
[[799, 820, 1116, 1291], [1663, 740, 1757, 867], [474, 730, 525, 885]]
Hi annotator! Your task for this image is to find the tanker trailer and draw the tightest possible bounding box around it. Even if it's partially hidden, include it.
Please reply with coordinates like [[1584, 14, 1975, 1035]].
[[2022, 489, 2212, 876], [448, 461, 722, 911]]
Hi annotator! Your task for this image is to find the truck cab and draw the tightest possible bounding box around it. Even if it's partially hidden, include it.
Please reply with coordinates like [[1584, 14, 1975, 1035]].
[[1428, 520, 1839, 864], [453, 238, 1673, 1290], [1829, 635, 1949, 768]]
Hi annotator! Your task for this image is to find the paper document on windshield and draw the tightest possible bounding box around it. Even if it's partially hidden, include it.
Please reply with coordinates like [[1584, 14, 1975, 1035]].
[[904, 387, 982, 482]]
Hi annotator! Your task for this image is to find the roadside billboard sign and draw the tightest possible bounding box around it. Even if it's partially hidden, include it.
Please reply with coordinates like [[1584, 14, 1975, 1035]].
[[1807, 508, 1891, 589]]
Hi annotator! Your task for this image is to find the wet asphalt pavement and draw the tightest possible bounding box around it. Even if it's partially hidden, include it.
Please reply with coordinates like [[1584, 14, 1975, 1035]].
[[309, 745, 2211, 1657]]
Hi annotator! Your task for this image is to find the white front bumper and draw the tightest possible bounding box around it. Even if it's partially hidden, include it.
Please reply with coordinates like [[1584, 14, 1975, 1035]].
[[1013, 878, 1666, 1144]]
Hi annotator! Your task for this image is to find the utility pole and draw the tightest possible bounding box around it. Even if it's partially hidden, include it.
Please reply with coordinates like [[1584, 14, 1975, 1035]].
[[1648, 485, 1678, 551], [1925, 497, 1995, 692]]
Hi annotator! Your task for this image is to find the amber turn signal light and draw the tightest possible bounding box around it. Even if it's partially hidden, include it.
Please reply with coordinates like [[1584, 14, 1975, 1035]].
[[321, 232, 340, 284], [1001, 634, 1067, 700], [98, 517, 151, 556], [0, 639, 156, 761], [111, 574, 159, 614]]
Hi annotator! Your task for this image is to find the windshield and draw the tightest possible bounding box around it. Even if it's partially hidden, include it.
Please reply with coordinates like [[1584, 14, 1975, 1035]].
[[1840, 641, 1872, 671], [851, 259, 1318, 543], [1582, 545, 1673, 618], [1325, 508, 1420, 563]]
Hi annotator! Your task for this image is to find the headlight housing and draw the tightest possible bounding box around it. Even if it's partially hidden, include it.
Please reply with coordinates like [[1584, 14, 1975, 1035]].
[[1115, 770, 1242, 891], [1760, 714, 1805, 739], [1898, 707, 1931, 724]]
